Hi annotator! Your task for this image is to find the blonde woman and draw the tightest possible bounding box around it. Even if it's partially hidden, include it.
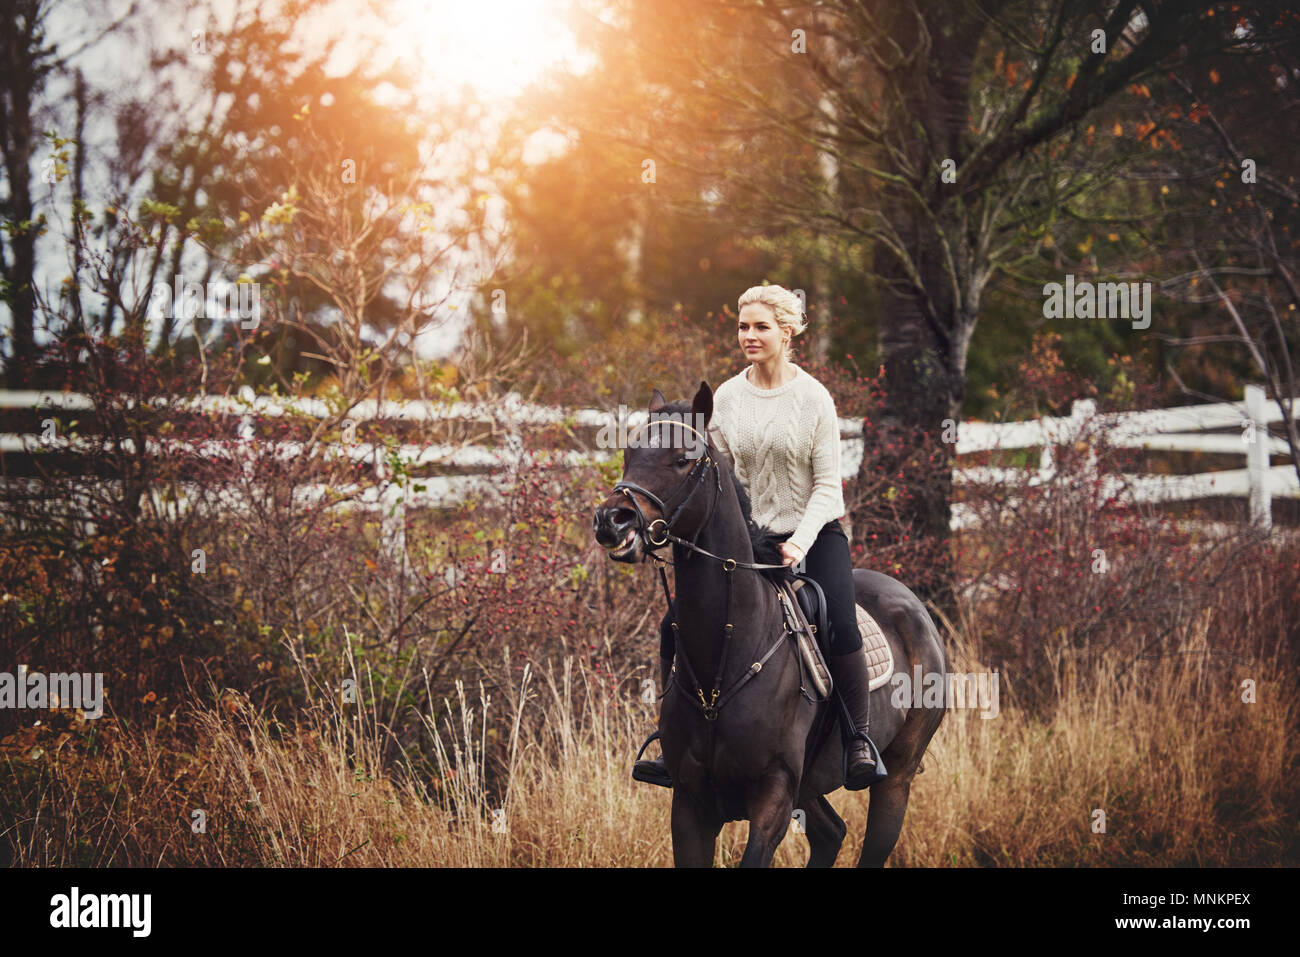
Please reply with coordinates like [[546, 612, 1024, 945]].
[[634, 283, 884, 790]]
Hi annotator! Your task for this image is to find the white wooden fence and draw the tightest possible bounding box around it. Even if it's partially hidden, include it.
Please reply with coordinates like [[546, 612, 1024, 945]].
[[944, 385, 1299, 531], [2, 384, 1297, 532]]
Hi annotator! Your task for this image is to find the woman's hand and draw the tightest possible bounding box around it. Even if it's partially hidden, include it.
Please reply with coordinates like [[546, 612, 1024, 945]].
[[779, 542, 804, 567]]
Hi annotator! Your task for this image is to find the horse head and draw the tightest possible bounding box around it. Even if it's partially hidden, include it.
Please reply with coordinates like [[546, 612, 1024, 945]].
[[593, 381, 722, 564]]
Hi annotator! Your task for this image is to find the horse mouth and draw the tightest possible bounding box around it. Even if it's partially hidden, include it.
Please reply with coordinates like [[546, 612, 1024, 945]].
[[607, 526, 642, 561]]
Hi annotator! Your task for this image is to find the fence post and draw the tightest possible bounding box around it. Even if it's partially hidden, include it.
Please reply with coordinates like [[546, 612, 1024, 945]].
[[1038, 445, 1055, 483], [1245, 384, 1271, 530], [375, 442, 409, 572], [1070, 399, 1099, 494]]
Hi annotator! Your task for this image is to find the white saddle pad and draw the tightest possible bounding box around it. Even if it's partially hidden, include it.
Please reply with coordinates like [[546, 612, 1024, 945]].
[[857, 604, 894, 691]]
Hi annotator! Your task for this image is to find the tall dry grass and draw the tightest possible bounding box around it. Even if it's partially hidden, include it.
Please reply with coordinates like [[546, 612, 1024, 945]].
[[3, 614, 1294, 867]]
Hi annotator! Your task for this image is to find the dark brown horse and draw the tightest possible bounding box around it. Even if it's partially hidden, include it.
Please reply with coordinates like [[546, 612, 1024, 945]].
[[592, 382, 947, 867]]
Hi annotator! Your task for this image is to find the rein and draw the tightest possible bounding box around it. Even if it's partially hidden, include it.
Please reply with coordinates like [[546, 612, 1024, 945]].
[[610, 417, 793, 722]]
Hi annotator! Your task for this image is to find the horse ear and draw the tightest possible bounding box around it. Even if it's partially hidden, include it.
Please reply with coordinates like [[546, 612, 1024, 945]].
[[649, 389, 667, 413], [691, 381, 713, 426]]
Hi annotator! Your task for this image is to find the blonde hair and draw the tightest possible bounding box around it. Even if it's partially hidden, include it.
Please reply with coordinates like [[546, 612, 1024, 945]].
[[737, 284, 806, 359]]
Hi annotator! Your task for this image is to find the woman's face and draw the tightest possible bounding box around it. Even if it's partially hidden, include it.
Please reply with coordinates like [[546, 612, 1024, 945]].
[[738, 303, 788, 364]]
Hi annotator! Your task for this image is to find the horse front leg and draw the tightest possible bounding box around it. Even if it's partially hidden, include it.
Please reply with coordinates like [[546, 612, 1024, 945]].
[[739, 769, 798, 867], [671, 791, 721, 868]]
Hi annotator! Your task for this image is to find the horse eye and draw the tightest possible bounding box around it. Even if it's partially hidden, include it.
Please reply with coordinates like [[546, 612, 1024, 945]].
[[676, 456, 688, 467]]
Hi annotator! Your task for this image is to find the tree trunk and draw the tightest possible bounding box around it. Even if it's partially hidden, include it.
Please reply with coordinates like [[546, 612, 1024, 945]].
[[854, 1, 987, 610], [0, 4, 43, 387]]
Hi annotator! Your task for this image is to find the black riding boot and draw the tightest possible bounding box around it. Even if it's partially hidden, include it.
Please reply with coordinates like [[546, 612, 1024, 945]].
[[827, 649, 888, 790], [632, 656, 673, 788]]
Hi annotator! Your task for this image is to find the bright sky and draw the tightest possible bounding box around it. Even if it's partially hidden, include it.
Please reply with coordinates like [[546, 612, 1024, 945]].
[[380, 0, 591, 357], [387, 0, 589, 103], [12, 0, 590, 359]]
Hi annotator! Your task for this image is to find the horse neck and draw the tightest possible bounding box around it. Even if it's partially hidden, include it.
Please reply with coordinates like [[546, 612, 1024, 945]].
[[671, 483, 773, 680]]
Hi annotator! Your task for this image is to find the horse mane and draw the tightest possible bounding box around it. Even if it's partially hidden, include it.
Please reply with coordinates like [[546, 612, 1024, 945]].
[[657, 400, 793, 586]]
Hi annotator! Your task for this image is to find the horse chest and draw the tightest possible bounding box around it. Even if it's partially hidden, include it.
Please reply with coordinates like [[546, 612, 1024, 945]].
[[663, 693, 808, 795]]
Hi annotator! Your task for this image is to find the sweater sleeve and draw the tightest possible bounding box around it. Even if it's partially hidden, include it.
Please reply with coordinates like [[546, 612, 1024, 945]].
[[786, 388, 845, 557], [707, 395, 737, 474]]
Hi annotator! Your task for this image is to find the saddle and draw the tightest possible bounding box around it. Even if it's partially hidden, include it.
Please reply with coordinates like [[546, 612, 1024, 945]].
[[777, 574, 896, 694]]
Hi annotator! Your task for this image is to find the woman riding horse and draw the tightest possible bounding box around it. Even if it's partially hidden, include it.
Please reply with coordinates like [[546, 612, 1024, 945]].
[[633, 283, 884, 791]]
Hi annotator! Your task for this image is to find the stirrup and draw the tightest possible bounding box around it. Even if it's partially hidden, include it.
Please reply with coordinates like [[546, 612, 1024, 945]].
[[632, 730, 673, 788], [843, 731, 888, 790]]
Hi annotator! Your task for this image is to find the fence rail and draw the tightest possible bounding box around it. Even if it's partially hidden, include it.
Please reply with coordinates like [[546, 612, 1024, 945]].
[[2, 384, 1297, 531], [943, 386, 1298, 530]]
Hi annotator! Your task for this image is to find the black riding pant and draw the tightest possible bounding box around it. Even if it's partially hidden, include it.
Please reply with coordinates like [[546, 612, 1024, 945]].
[[658, 519, 861, 659]]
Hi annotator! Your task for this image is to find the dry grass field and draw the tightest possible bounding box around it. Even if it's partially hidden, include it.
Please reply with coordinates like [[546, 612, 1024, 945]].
[[4, 614, 1294, 868]]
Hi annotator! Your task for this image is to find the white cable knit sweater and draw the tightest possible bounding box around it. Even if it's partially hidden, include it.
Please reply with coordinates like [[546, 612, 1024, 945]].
[[707, 363, 846, 558]]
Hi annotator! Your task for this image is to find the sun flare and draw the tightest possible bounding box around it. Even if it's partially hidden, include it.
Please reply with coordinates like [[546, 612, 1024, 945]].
[[392, 0, 583, 101]]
